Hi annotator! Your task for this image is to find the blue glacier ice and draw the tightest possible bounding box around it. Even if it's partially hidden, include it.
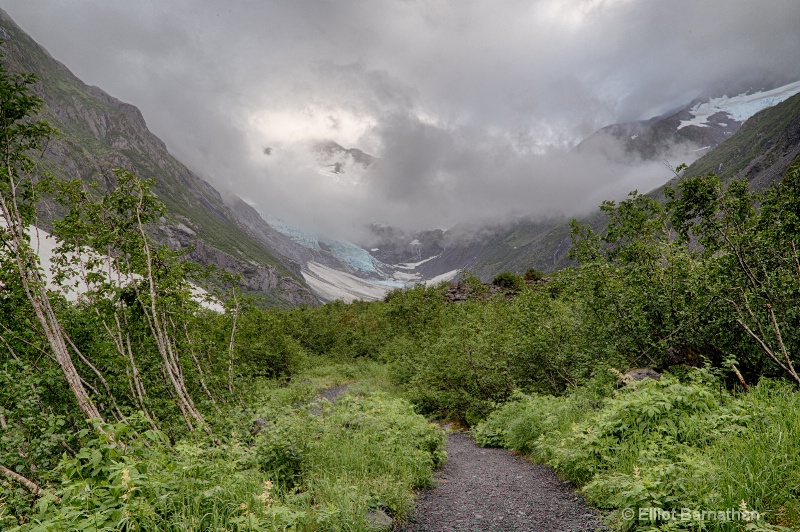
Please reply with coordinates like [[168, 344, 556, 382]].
[[266, 218, 384, 273]]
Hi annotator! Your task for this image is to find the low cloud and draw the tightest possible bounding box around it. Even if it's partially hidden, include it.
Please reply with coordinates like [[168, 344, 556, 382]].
[[239, 111, 699, 238], [4, 0, 800, 238]]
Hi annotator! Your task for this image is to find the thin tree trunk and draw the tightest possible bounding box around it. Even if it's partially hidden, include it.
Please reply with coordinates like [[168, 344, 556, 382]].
[[124, 188, 206, 432], [731, 363, 748, 391], [12, 238, 102, 420], [0, 329, 20, 361], [62, 326, 125, 421], [227, 293, 239, 395], [180, 320, 219, 410], [0, 464, 43, 497]]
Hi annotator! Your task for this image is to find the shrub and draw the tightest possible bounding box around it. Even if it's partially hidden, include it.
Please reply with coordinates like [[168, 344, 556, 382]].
[[523, 268, 544, 282], [472, 370, 800, 530], [491, 271, 525, 292]]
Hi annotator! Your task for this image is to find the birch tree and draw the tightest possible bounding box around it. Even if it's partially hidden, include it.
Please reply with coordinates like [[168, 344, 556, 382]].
[[0, 60, 103, 421]]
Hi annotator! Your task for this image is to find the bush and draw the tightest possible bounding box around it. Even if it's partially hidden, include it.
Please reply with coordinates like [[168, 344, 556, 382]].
[[7, 388, 446, 531], [491, 271, 525, 292], [524, 268, 544, 282]]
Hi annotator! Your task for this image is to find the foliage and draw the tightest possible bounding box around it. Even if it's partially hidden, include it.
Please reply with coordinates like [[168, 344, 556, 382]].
[[6, 53, 800, 531], [524, 267, 544, 282], [492, 271, 525, 292], [474, 370, 800, 531], [1, 384, 445, 531], [667, 169, 800, 383]]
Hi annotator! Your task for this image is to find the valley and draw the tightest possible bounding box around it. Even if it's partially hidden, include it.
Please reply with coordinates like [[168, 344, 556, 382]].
[[2, 4, 800, 531]]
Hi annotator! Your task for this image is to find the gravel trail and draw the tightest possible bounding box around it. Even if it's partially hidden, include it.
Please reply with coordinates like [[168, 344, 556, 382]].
[[400, 432, 603, 532]]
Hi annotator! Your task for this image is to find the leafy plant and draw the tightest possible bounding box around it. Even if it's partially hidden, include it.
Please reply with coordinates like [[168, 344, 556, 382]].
[[492, 271, 525, 292]]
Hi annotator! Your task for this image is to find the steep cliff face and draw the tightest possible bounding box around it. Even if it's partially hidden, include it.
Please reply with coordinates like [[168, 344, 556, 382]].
[[0, 9, 318, 307]]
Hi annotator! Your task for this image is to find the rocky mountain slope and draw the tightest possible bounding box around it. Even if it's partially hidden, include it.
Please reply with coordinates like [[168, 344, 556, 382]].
[[0, 9, 317, 307], [679, 90, 800, 188]]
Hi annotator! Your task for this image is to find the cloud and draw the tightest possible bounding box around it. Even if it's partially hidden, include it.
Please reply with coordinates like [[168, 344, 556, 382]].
[[3, 0, 800, 237]]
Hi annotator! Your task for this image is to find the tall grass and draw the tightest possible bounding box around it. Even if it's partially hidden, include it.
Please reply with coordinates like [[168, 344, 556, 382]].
[[4, 366, 445, 532]]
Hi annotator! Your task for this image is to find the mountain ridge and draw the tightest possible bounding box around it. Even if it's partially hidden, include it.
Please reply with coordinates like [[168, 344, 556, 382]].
[[236, 85, 800, 300], [0, 8, 318, 307]]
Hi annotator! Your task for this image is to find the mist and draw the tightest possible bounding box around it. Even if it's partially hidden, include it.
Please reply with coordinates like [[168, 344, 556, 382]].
[[3, 0, 800, 239]]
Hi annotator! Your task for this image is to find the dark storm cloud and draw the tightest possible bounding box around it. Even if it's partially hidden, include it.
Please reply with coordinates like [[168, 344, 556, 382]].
[[3, 0, 800, 235]]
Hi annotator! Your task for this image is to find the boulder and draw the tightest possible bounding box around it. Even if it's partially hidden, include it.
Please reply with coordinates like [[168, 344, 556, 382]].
[[251, 418, 271, 436], [625, 367, 661, 381], [365, 508, 393, 531], [617, 367, 661, 387]]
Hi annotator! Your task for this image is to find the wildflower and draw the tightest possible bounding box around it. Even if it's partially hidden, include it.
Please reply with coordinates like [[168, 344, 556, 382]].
[[259, 479, 274, 505], [740, 500, 754, 521], [120, 468, 138, 500]]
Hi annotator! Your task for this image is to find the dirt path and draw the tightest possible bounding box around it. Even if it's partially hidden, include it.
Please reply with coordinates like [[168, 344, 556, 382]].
[[399, 432, 603, 532]]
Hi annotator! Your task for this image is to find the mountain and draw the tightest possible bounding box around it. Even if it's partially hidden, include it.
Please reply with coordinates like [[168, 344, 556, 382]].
[[577, 81, 800, 163], [235, 85, 800, 301], [313, 140, 375, 179], [350, 84, 800, 290], [0, 9, 318, 307], [679, 90, 800, 189], [466, 88, 800, 278], [7, 5, 799, 304], [229, 199, 406, 302]]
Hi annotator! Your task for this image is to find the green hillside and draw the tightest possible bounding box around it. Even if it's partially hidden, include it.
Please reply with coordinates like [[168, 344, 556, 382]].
[[683, 91, 800, 186]]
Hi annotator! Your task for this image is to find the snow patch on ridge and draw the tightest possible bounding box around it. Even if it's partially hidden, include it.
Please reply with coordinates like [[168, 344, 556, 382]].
[[423, 269, 460, 285], [394, 254, 439, 270], [679, 80, 800, 130], [393, 271, 421, 282], [16, 225, 223, 311]]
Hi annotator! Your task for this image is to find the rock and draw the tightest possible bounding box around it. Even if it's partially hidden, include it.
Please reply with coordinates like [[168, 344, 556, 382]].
[[365, 508, 393, 531], [251, 418, 270, 436], [622, 368, 661, 382], [615, 367, 661, 388], [662, 345, 707, 368]]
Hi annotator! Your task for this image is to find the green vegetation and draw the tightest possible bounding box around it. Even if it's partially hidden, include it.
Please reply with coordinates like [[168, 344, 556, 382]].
[[491, 271, 525, 291], [4, 61, 800, 531], [3, 385, 444, 531], [0, 65, 444, 530], [474, 373, 800, 531], [523, 267, 544, 282]]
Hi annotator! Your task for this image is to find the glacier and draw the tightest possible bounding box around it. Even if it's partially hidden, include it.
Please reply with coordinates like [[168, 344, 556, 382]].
[[678, 79, 800, 130]]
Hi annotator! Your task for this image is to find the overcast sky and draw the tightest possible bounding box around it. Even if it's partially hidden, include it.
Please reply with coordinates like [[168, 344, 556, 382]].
[[3, 0, 800, 238]]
